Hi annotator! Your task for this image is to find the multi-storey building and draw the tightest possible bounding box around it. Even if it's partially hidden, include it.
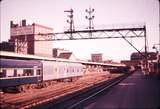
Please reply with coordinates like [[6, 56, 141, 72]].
[[10, 20, 53, 57]]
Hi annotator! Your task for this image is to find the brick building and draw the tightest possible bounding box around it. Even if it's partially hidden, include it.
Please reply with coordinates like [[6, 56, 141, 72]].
[[10, 20, 53, 57]]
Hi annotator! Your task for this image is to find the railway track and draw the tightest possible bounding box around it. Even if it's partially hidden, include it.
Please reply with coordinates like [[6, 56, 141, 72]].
[[0, 73, 126, 109], [1, 72, 109, 108], [32, 73, 131, 109]]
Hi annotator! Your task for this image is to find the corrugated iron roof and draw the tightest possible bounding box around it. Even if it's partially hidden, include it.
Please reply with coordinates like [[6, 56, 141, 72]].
[[0, 51, 126, 67]]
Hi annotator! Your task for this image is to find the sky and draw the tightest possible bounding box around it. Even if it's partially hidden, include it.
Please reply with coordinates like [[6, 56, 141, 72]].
[[0, 0, 159, 61]]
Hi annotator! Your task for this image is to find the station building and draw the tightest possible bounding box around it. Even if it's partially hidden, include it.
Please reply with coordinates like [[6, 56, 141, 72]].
[[121, 52, 160, 74], [10, 20, 53, 57], [130, 52, 157, 61]]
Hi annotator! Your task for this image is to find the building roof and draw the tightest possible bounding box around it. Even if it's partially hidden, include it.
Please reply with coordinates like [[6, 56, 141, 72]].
[[58, 52, 72, 59], [0, 51, 126, 67], [131, 52, 157, 60], [0, 58, 41, 68], [33, 23, 53, 30]]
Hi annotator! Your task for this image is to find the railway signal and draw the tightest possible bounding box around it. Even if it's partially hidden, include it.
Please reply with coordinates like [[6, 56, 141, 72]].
[[64, 8, 75, 39], [85, 7, 95, 37]]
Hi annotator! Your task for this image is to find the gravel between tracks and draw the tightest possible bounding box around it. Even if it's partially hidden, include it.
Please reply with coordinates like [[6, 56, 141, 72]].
[[0, 71, 122, 108]]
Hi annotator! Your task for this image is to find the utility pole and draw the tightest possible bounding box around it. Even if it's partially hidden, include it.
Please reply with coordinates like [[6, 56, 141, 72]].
[[144, 25, 148, 75], [85, 7, 95, 37], [64, 8, 75, 39]]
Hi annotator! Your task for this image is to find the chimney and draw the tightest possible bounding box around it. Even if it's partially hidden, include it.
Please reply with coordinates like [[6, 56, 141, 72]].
[[22, 19, 26, 26], [10, 21, 14, 28]]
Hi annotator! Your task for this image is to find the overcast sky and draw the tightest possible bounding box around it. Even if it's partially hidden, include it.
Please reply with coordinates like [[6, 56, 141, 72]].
[[0, 0, 159, 61]]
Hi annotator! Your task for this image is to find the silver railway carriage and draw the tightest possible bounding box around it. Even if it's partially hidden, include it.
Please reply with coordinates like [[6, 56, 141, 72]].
[[42, 61, 84, 81], [0, 58, 85, 91]]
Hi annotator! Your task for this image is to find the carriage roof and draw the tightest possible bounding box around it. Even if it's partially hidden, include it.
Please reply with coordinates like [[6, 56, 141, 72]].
[[0, 59, 42, 68]]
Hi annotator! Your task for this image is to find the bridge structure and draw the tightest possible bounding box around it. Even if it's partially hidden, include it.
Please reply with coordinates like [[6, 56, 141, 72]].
[[37, 23, 148, 73], [11, 23, 148, 74], [37, 23, 146, 41]]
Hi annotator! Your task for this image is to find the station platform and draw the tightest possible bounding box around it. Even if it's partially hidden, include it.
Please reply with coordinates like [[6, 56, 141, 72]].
[[85, 71, 160, 109]]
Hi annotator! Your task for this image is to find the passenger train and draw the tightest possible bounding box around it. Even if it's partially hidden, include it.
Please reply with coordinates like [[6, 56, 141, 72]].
[[0, 58, 85, 92]]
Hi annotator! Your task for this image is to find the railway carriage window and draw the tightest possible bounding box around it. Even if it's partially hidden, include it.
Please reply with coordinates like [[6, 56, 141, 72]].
[[73, 68, 74, 72], [0, 69, 3, 77], [23, 69, 34, 76], [14, 69, 17, 77], [0, 73, 2, 78], [64, 68, 66, 72], [6, 69, 14, 77], [55, 68, 58, 72], [0, 68, 2, 73], [0, 69, 6, 77]]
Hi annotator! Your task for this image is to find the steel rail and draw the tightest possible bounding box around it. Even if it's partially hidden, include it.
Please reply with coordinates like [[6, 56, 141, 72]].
[[34, 73, 131, 109], [68, 75, 126, 109]]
